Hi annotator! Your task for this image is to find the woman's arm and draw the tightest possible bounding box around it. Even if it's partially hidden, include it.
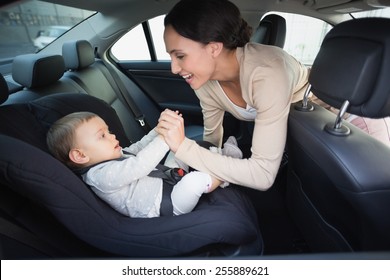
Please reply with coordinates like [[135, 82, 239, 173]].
[[157, 75, 293, 191], [156, 109, 185, 153]]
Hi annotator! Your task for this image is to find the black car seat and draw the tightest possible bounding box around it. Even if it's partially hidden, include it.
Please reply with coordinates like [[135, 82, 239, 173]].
[[287, 18, 390, 252], [0, 80, 262, 258], [251, 14, 286, 48], [62, 39, 203, 142]]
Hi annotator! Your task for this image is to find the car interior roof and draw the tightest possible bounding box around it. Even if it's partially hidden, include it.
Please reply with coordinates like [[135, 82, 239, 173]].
[[16, 0, 385, 25]]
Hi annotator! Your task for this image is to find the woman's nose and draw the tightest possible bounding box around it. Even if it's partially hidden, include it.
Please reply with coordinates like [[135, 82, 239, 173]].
[[171, 58, 181, 74]]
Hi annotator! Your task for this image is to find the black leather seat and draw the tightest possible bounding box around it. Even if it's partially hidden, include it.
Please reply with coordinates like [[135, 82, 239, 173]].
[[251, 14, 286, 48], [287, 18, 390, 252]]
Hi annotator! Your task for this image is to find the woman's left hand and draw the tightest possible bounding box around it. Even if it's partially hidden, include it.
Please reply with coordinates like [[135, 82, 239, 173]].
[[156, 109, 185, 153]]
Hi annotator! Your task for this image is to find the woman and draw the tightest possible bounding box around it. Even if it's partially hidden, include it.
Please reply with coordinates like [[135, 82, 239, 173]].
[[157, 0, 310, 190]]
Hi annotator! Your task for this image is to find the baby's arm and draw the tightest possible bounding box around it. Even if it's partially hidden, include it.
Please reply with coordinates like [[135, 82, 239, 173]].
[[124, 128, 160, 155]]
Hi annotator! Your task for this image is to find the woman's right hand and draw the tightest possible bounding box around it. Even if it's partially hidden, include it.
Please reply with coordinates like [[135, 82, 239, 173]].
[[156, 109, 185, 153]]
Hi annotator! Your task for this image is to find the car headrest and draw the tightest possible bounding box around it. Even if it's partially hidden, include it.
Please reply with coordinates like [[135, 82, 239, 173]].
[[0, 73, 9, 104], [251, 14, 286, 48], [62, 40, 95, 70], [12, 54, 65, 89], [309, 17, 390, 118]]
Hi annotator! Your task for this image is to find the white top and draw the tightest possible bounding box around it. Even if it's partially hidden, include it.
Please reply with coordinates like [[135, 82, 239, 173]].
[[82, 129, 169, 218]]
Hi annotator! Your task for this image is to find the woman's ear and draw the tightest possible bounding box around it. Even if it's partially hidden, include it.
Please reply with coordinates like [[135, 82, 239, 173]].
[[208, 42, 223, 58], [69, 148, 89, 165]]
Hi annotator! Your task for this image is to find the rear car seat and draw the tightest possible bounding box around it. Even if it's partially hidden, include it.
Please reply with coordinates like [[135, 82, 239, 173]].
[[62, 39, 203, 142]]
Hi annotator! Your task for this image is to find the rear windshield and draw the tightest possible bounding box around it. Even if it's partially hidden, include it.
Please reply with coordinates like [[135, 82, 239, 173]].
[[0, 0, 94, 61]]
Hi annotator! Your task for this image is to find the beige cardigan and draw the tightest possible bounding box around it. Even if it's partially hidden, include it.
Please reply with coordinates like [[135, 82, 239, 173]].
[[175, 43, 310, 190]]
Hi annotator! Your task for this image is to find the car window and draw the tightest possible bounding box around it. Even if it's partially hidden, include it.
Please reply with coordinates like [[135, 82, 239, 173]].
[[149, 15, 170, 60], [110, 23, 150, 61], [111, 15, 168, 61], [0, 0, 94, 62], [266, 12, 332, 65], [111, 8, 390, 63], [111, 13, 331, 63]]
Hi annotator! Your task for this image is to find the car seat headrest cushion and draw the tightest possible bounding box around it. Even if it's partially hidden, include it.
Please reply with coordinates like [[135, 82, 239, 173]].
[[62, 40, 95, 70], [12, 54, 65, 89], [309, 18, 390, 118]]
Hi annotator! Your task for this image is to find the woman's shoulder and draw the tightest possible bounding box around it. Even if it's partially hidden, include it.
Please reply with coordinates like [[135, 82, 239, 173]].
[[237, 43, 286, 82], [237, 42, 286, 63], [238, 42, 303, 81], [195, 80, 220, 99]]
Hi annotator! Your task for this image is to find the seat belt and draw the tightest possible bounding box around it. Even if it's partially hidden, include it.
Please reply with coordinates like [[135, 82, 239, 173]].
[[95, 58, 152, 134]]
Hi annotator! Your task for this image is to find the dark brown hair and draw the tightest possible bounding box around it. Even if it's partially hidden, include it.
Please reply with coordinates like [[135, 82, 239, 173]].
[[164, 0, 252, 50]]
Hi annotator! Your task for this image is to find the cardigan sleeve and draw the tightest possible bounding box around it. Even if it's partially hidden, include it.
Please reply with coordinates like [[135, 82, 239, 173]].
[[176, 61, 295, 190], [176, 105, 290, 190]]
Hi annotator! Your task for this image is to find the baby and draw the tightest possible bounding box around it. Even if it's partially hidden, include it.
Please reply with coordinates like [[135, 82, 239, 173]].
[[46, 111, 242, 218]]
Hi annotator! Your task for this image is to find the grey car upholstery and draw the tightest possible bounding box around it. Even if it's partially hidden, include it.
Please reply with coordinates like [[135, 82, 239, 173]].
[[5, 53, 85, 105]]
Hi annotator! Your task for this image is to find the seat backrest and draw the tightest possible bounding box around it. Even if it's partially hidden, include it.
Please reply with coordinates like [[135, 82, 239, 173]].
[[62, 40, 153, 142], [251, 14, 286, 48], [287, 18, 390, 252]]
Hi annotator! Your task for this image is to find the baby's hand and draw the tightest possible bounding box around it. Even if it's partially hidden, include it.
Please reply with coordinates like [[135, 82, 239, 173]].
[[156, 109, 185, 153]]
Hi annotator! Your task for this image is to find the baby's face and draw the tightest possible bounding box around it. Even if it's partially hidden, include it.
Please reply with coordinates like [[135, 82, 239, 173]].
[[74, 116, 122, 166]]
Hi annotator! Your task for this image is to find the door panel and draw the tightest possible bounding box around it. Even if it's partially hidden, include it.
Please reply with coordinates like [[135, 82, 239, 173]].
[[119, 61, 203, 127], [119, 61, 247, 150]]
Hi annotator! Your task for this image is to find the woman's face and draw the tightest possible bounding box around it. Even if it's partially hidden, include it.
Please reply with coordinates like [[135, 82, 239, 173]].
[[163, 25, 216, 90]]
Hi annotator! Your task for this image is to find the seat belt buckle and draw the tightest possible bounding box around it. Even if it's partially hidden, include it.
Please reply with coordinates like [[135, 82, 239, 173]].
[[135, 115, 146, 127], [168, 168, 187, 183]]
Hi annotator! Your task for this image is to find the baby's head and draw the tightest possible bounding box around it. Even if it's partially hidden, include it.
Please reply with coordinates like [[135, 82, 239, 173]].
[[47, 111, 122, 168]]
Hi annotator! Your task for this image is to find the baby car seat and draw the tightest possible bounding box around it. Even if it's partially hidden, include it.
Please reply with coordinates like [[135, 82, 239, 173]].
[[0, 89, 262, 258]]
